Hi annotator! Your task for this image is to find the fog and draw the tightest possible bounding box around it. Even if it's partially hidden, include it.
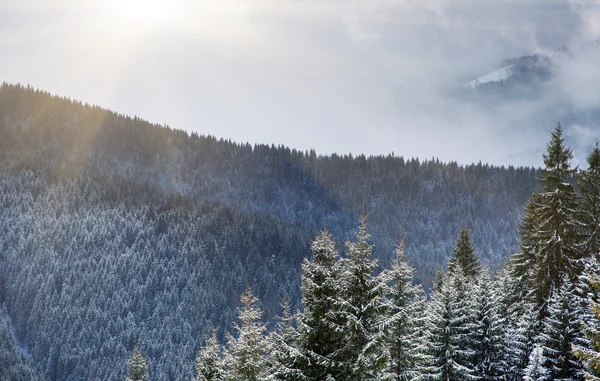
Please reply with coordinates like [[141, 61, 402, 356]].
[[1, 0, 599, 166]]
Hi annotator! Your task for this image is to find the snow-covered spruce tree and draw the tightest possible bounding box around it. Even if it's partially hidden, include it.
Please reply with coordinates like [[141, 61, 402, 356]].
[[537, 279, 584, 381], [433, 267, 445, 293], [380, 239, 427, 381], [495, 265, 540, 381], [297, 228, 346, 380], [523, 344, 549, 381], [502, 302, 539, 381], [223, 286, 270, 381], [573, 258, 600, 350], [448, 227, 481, 279], [195, 329, 224, 381], [126, 345, 149, 381], [420, 269, 477, 381], [340, 217, 389, 380], [535, 124, 587, 308], [510, 195, 541, 301], [574, 271, 600, 380], [578, 142, 600, 257], [268, 298, 308, 381], [472, 268, 504, 380]]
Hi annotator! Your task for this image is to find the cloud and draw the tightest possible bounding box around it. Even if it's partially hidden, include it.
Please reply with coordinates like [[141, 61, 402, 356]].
[[0, 0, 596, 167]]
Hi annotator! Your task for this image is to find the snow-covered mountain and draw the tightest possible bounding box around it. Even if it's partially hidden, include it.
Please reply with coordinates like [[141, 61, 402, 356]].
[[465, 65, 514, 88], [462, 49, 599, 167]]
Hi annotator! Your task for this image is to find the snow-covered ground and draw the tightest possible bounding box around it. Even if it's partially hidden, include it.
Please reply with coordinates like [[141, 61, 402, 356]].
[[466, 64, 514, 88]]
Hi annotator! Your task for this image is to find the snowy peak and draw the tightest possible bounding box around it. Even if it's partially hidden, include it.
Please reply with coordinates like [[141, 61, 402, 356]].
[[466, 65, 514, 88]]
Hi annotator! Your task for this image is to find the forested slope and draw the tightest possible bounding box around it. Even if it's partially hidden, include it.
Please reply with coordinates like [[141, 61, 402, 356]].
[[0, 83, 538, 380]]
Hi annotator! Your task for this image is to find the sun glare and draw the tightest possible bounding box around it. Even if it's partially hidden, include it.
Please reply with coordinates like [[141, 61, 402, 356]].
[[112, 0, 177, 26]]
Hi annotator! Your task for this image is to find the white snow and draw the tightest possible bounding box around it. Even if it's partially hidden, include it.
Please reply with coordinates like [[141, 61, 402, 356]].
[[465, 64, 514, 88]]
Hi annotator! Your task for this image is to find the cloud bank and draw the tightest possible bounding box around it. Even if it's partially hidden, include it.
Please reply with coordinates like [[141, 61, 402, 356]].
[[0, 0, 598, 166]]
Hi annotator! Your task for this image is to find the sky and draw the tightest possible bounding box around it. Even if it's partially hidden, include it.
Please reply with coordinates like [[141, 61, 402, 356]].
[[1, 0, 599, 167]]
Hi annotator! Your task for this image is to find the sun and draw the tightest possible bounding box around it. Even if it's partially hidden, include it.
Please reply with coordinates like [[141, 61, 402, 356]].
[[111, 0, 178, 26]]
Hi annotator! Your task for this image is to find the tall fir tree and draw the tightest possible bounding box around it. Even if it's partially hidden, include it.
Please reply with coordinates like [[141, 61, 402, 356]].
[[503, 302, 539, 381], [340, 217, 389, 380], [574, 270, 600, 381], [381, 239, 427, 381], [268, 298, 308, 381], [523, 345, 549, 381], [126, 346, 149, 381], [472, 268, 504, 381], [195, 329, 224, 381], [536, 278, 584, 381], [448, 228, 481, 279], [297, 228, 346, 380], [496, 264, 540, 380], [579, 142, 600, 257], [420, 269, 478, 381], [511, 195, 541, 300], [223, 287, 271, 381], [522, 124, 586, 309]]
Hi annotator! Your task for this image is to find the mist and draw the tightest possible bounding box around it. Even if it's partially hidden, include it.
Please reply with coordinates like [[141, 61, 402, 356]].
[[1, 0, 598, 166]]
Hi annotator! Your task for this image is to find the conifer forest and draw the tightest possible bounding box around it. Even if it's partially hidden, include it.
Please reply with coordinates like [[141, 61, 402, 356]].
[[1, 84, 600, 381]]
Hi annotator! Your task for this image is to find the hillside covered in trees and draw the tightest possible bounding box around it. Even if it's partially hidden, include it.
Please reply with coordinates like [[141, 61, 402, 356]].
[[181, 125, 600, 381], [0, 83, 541, 380]]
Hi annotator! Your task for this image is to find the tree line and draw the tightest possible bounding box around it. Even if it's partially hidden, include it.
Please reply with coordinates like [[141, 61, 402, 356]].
[[125, 124, 600, 381]]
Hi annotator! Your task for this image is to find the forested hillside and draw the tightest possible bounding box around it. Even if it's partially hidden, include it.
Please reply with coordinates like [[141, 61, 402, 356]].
[[185, 125, 600, 381], [0, 83, 538, 380]]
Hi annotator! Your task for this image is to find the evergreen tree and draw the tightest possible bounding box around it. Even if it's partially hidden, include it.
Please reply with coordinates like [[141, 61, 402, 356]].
[[433, 267, 445, 293], [535, 124, 586, 307], [472, 268, 504, 380], [223, 287, 270, 381], [537, 279, 584, 381], [421, 269, 478, 381], [503, 302, 539, 381], [297, 228, 346, 380], [126, 346, 149, 381], [511, 195, 541, 300], [448, 228, 481, 279], [340, 217, 388, 380], [381, 239, 426, 381], [195, 329, 224, 381], [523, 124, 586, 309], [579, 142, 600, 257], [574, 271, 600, 380], [523, 345, 549, 381], [268, 298, 308, 381]]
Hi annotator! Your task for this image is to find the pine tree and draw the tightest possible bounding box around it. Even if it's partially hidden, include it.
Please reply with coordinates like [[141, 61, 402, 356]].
[[195, 329, 224, 381], [340, 217, 388, 380], [223, 287, 270, 381], [523, 344, 549, 381], [381, 239, 427, 381], [268, 298, 308, 381], [420, 269, 478, 381], [520, 124, 586, 309], [126, 346, 149, 381], [297, 228, 346, 380], [579, 142, 600, 257], [433, 267, 445, 293], [448, 228, 481, 279], [472, 268, 504, 380], [503, 303, 539, 381], [574, 270, 600, 380], [537, 279, 584, 381], [511, 195, 541, 300]]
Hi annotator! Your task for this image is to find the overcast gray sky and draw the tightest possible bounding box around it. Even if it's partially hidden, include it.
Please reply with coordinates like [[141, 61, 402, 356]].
[[1, 0, 599, 166]]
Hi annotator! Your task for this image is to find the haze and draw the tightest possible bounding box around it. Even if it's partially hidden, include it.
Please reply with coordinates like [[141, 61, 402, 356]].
[[2, 0, 599, 166]]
